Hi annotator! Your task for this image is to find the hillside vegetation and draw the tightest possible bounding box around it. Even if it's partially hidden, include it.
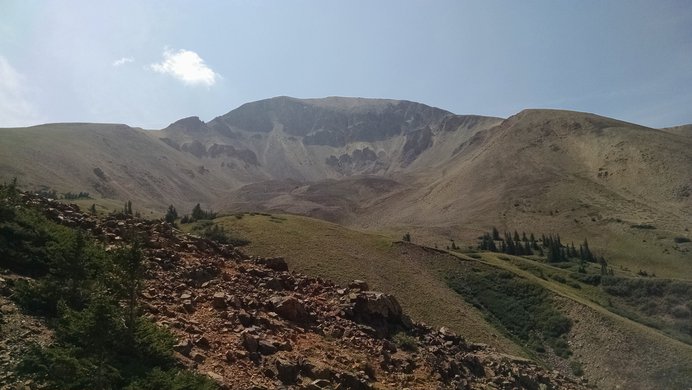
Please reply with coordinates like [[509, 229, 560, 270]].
[[209, 212, 525, 357], [211, 212, 692, 389], [0, 181, 215, 389]]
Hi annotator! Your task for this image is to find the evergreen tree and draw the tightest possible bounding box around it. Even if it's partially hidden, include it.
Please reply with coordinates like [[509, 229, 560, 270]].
[[599, 256, 608, 276], [113, 241, 144, 330], [123, 200, 133, 216], [531, 233, 539, 250], [515, 241, 524, 256], [504, 232, 516, 255], [450, 239, 459, 250], [164, 205, 178, 224], [523, 241, 533, 255], [488, 235, 498, 252], [492, 227, 500, 241], [191, 203, 203, 220]]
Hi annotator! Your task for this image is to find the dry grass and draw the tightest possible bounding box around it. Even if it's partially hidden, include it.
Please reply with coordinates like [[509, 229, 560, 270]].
[[215, 212, 526, 356]]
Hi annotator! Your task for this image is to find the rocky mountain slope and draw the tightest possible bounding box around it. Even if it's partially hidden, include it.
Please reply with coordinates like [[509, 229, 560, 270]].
[[0, 192, 586, 389]]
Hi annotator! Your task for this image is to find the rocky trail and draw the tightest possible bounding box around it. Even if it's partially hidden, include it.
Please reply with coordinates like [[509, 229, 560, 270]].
[[2, 193, 587, 389]]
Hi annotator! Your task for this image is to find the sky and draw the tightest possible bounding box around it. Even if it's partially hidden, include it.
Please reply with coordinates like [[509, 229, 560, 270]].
[[1, 0, 691, 129]]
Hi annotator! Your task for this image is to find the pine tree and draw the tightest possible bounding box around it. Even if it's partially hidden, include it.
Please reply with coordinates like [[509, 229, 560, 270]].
[[515, 241, 524, 255], [492, 227, 500, 241], [599, 256, 608, 275], [504, 232, 516, 255], [164, 205, 178, 224], [488, 235, 498, 252], [114, 241, 144, 330], [524, 241, 533, 255], [123, 200, 133, 216], [530, 233, 539, 250], [191, 203, 203, 220]]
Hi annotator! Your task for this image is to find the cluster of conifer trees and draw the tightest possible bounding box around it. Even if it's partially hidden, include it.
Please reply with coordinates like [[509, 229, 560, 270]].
[[478, 227, 608, 272]]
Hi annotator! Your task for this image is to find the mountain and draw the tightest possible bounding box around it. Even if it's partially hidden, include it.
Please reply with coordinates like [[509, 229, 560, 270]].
[[2, 97, 692, 388], [157, 96, 501, 182], [662, 123, 692, 137], [1, 97, 690, 277]]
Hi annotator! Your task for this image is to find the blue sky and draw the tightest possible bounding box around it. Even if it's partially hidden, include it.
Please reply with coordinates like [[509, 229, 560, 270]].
[[1, 0, 691, 128]]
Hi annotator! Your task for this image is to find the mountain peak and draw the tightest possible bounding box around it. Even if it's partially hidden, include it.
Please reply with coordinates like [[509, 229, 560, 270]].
[[164, 116, 206, 133]]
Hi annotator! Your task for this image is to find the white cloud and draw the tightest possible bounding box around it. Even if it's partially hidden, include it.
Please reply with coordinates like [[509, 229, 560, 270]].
[[112, 57, 134, 67], [0, 56, 37, 127], [149, 48, 219, 87]]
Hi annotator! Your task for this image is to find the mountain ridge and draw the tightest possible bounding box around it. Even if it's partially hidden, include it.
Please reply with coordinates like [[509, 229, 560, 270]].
[[1, 96, 690, 280]]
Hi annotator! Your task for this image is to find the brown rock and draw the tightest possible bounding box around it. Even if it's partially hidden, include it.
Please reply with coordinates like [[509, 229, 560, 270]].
[[348, 280, 369, 291], [275, 357, 300, 385], [306, 379, 333, 390], [238, 309, 254, 327], [205, 371, 224, 383], [173, 339, 193, 356], [258, 339, 278, 355], [195, 335, 211, 349], [257, 257, 289, 272], [242, 332, 259, 353], [182, 299, 195, 313], [269, 296, 310, 324], [338, 372, 371, 390], [212, 292, 227, 309], [191, 351, 206, 363]]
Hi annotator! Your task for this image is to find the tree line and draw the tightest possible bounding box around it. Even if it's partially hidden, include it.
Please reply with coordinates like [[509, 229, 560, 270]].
[[478, 227, 610, 274]]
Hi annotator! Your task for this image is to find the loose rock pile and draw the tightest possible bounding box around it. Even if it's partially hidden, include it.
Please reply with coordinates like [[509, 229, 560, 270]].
[[15, 193, 587, 389]]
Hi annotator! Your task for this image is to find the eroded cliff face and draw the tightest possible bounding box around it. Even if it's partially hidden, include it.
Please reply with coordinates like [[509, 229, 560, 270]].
[[157, 96, 502, 181]]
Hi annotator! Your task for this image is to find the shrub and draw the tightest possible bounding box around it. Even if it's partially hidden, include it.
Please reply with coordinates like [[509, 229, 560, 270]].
[[671, 305, 691, 319], [569, 273, 601, 286], [199, 224, 250, 247], [392, 332, 418, 352], [550, 274, 567, 284], [630, 224, 656, 229], [674, 236, 691, 244], [448, 268, 571, 357], [124, 368, 217, 390], [3, 185, 217, 389]]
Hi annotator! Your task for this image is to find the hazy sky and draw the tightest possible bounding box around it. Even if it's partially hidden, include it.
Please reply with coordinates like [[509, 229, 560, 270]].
[[1, 0, 691, 129]]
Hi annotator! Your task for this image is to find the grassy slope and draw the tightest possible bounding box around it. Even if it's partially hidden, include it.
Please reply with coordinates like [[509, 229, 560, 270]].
[[213, 213, 526, 357], [455, 251, 692, 389], [212, 213, 692, 389]]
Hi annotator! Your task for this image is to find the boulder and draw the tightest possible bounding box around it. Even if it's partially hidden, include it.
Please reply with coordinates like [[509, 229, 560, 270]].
[[173, 339, 193, 356], [275, 357, 301, 385], [258, 340, 278, 355], [348, 280, 369, 291], [212, 292, 227, 309], [348, 292, 409, 337], [256, 257, 289, 272], [269, 296, 310, 324], [242, 332, 259, 353], [337, 372, 371, 390]]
